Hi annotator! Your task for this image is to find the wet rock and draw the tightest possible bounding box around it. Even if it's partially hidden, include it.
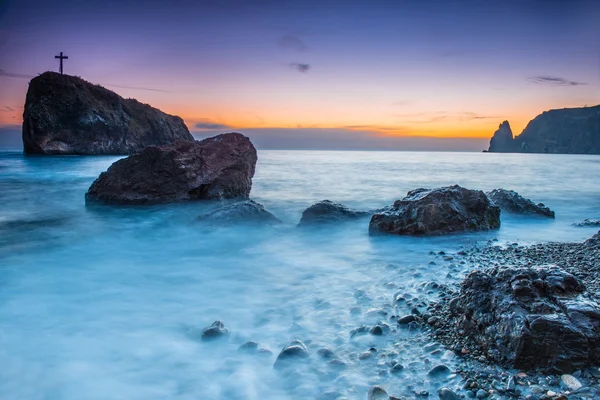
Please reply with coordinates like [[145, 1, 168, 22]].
[[487, 189, 555, 218], [297, 200, 368, 226], [397, 314, 416, 325], [200, 320, 230, 341], [438, 388, 459, 400], [198, 200, 281, 225], [317, 347, 335, 359], [573, 219, 600, 227], [370, 325, 384, 335], [369, 185, 500, 236], [22, 72, 193, 155], [237, 341, 258, 353], [427, 364, 451, 377], [86, 133, 257, 204], [367, 385, 388, 400], [389, 362, 404, 374], [446, 265, 600, 372], [475, 389, 489, 399], [560, 374, 582, 391], [273, 340, 310, 370], [350, 325, 370, 338]]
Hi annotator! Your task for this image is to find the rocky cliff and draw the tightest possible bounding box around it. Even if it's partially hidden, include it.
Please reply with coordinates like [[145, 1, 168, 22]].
[[22, 72, 193, 155], [487, 105, 600, 154]]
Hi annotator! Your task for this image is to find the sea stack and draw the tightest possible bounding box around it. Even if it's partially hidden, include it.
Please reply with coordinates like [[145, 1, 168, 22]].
[[86, 133, 257, 204], [22, 72, 193, 155]]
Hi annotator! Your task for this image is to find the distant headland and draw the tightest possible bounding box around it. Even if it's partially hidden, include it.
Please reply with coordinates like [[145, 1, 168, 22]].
[[486, 105, 600, 154]]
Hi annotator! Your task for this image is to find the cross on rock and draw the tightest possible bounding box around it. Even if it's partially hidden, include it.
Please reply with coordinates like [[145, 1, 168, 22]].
[[55, 52, 68, 74]]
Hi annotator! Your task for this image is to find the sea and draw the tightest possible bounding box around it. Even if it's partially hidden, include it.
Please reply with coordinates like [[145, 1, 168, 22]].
[[0, 149, 599, 400]]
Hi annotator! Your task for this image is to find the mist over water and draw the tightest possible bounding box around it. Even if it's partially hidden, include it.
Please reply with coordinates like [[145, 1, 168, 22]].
[[1, 150, 599, 399]]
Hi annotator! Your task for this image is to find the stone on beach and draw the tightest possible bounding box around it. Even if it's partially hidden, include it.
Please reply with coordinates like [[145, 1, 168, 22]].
[[86, 133, 257, 204], [369, 185, 500, 236]]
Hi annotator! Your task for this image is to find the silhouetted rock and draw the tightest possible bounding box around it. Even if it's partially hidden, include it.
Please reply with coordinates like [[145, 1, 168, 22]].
[[273, 340, 310, 370], [448, 265, 600, 373], [86, 133, 257, 204], [487, 189, 555, 218], [201, 320, 230, 341], [198, 200, 281, 225], [369, 185, 500, 236], [487, 105, 600, 154], [487, 121, 517, 153], [297, 200, 368, 226], [22, 72, 193, 155]]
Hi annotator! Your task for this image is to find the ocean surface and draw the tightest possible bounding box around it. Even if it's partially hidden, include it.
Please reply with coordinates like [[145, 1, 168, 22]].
[[0, 149, 599, 400]]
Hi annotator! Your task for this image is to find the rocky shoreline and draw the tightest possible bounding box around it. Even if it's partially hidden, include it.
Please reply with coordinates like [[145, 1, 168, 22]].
[[423, 232, 600, 400]]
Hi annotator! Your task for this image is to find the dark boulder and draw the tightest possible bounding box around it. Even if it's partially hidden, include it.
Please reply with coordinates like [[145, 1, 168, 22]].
[[198, 200, 280, 225], [297, 200, 368, 226], [22, 72, 193, 155], [574, 219, 600, 227], [487, 121, 517, 153], [86, 133, 257, 204], [448, 265, 600, 373], [487, 189, 555, 218], [369, 185, 500, 236], [273, 340, 310, 370], [200, 320, 230, 341]]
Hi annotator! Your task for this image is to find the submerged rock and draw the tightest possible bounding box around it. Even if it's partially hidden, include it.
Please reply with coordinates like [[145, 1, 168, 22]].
[[198, 200, 281, 225], [367, 385, 388, 400], [369, 185, 500, 236], [487, 188, 555, 218], [200, 320, 230, 341], [574, 219, 600, 227], [273, 340, 310, 370], [22, 72, 193, 155], [86, 133, 257, 204], [447, 265, 600, 372], [297, 200, 368, 226], [438, 388, 459, 400]]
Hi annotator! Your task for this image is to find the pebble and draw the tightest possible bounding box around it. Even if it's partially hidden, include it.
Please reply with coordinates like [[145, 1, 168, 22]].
[[438, 387, 459, 400], [530, 384, 544, 394], [427, 364, 451, 377], [398, 314, 416, 325], [560, 374, 583, 391], [475, 389, 489, 399]]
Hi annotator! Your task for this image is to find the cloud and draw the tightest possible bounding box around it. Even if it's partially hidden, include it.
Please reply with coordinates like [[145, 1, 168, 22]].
[[0, 69, 33, 79], [278, 34, 307, 52], [105, 84, 171, 93], [288, 62, 310, 73], [0, 106, 15, 112], [194, 119, 232, 130], [527, 75, 587, 86]]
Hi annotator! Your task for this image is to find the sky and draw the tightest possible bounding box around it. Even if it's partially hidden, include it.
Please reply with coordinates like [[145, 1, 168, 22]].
[[0, 0, 599, 150]]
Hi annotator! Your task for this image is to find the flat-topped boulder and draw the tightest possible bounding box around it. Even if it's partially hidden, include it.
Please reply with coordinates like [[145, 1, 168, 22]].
[[298, 200, 368, 226], [487, 188, 555, 218], [198, 200, 281, 225], [86, 133, 257, 204], [22, 72, 193, 155], [369, 185, 500, 236], [446, 265, 600, 373]]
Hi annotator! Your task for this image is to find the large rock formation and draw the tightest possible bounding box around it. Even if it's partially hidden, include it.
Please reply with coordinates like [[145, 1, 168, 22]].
[[86, 133, 257, 204], [487, 188, 555, 218], [446, 265, 600, 373], [22, 72, 193, 155], [369, 185, 500, 236], [297, 200, 368, 226], [487, 105, 600, 154]]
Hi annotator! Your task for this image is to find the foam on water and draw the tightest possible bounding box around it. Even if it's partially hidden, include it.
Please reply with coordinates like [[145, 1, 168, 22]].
[[0, 150, 599, 399]]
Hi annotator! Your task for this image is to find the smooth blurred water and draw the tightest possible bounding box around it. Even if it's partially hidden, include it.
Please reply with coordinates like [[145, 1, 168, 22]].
[[0, 150, 599, 400]]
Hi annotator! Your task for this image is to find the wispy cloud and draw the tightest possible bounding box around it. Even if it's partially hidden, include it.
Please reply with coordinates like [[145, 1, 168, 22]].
[[393, 111, 501, 124], [0, 106, 15, 112], [527, 75, 587, 86], [194, 119, 231, 130], [105, 84, 171, 93], [288, 62, 310, 73], [0, 69, 33, 79], [278, 34, 307, 52]]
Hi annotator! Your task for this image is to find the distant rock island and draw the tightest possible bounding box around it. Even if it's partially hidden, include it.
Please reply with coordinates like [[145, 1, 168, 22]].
[[22, 72, 193, 155], [487, 105, 600, 154]]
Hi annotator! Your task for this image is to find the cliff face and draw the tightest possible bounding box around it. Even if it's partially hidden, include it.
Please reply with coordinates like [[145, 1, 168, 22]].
[[22, 72, 193, 155], [488, 106, 600, 154], [488, 121, 517, 153]]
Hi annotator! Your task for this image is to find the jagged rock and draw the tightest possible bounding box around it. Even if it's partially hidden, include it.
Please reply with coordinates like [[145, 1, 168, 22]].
[[487, 105, 600, 154], [200, 321, 230, 341], [367, 385, 388, 400], [297, 200, 368, 226], [369, 185, 500, 236], [273, 340, 310, 370], [574, 219, 600, 227], [487, 121, 517, 153], [198, 200, 280, 225], [449, 265, 600, 373], [86, 133, 257, 204], [487, 189, 555, 218], [22, 72, 193, 155]]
